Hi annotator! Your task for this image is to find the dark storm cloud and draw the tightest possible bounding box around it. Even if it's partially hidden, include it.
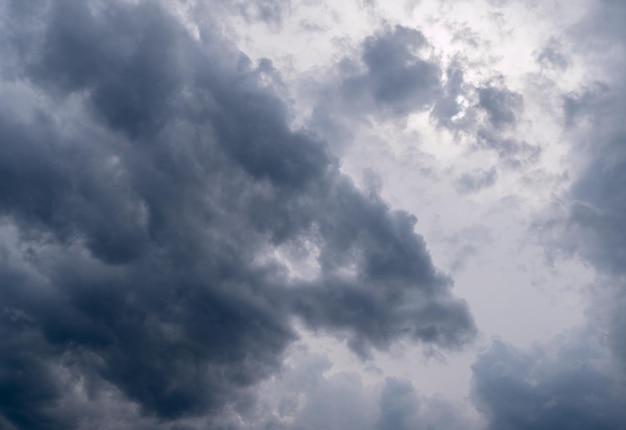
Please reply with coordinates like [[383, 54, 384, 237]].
[[340, 25, 442, 115], [472, 339, 626, 430], [290, 185, 476, 356], [0, 0, 474, 427]]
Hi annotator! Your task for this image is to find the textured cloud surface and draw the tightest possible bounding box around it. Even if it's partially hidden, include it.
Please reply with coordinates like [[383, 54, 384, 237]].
[[473, 337, 626, 430], [2, 0, 626, 428], [472, 1, 626, 429], [0, 0, 475, 427]]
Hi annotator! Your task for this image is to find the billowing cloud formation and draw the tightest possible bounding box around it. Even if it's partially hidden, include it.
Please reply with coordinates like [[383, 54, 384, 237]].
[[340, 25, 442, 115], [473, 338, 626, 430], [0, 0, 474, 427]]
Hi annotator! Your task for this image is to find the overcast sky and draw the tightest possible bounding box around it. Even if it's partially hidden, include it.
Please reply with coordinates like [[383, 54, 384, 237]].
[[1, 0, 625, 429]]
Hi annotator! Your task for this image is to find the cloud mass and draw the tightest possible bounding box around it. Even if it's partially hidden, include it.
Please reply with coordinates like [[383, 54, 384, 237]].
[[0, 0, 475, 427]]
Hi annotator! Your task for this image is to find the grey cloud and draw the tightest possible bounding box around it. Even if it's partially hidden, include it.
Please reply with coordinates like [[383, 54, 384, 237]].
[[431, 65, 474, 130], [572, 0, 626, 54], [477, 86, 523, 129], [558, 0, 626, 290], [560, 70, 626, 394], [608, 294, 626, 375], [472, 339, 626, 430], [232, 0, 290, 27], [228, 348, 475, 430], [476, 129, 540, 168], [455, 167, 497, 194], [563, 88, 625, 274], [340, 25, 442, 115], [378, 377, 470, 430], [290, 185, 475, 356], [307, 25, 450, 153], [536, 38, 569, 70], [0, 0, 474, 427], [310, 24, 532, 187], [189, 0, 290, 29], [562, 83, 611, 127], [429, 66, 533, 169], [476, 1, 626, 428], [430, 64, 523, 134]]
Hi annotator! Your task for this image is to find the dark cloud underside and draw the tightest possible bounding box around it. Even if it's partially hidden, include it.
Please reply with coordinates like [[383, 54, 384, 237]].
[[0, 0, 474, 427], [472, 339, 626, 430]]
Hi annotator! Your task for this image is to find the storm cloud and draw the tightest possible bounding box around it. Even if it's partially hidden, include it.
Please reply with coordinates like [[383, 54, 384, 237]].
[[4, 0, 626, 428], [472, 338, 626, 430], [0, 0, 474, 427]]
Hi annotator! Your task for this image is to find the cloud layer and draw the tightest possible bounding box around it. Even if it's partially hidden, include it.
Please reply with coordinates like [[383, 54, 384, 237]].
[[2, 0, 626, 428]]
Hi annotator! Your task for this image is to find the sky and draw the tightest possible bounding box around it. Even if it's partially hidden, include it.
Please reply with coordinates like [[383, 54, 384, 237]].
[[0, 0, 625, 429]]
